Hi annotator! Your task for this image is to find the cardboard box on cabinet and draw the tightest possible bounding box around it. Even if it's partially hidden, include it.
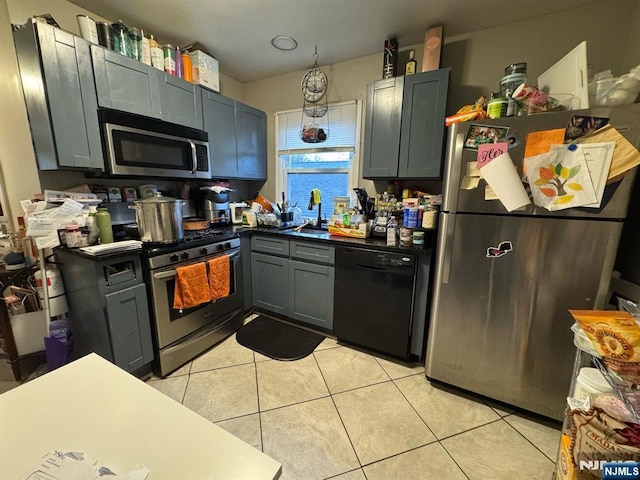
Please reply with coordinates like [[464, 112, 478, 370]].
[[189, 49, 220, 92]]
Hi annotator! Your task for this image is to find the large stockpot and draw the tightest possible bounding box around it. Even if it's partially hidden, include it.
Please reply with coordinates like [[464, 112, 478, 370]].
[[129, 192, 185, 243]]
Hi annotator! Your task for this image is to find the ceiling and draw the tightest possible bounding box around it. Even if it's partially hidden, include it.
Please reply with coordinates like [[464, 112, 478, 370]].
[[69, 0, 596, 84]]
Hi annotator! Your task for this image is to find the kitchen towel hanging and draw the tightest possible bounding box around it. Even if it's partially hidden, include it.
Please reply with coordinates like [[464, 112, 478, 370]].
[[173, 262, 210, 310], [208, 255, 230, 301]]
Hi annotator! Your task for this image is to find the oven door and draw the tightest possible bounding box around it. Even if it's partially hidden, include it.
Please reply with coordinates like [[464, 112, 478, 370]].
[[149, 248, 242, 349]]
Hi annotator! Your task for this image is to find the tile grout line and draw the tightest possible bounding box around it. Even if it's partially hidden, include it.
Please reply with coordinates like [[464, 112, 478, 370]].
[[312, 351, 363, 470], [252, 351, 265, 453], [502, 416, 558, 464], [390, 376, 439, 441], [438, 440, 472, 480]]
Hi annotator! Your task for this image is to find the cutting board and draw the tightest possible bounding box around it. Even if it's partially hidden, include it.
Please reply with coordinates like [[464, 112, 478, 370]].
[[538, 41, 589, 109]]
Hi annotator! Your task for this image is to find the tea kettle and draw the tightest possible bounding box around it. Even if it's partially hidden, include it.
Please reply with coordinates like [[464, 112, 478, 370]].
[[230, 202, 249, 224]]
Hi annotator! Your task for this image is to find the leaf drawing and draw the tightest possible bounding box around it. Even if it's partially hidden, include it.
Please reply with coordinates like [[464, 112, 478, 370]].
[[555, 163, 564, 176], [539, 166, 555, 180], [567, 182, 583, 191], [568, 165, 581, 179], [560, 166, 570, 179], [555, 195, 575, 204], [540, 187, 557, 198], [534, 178, 548, 186]]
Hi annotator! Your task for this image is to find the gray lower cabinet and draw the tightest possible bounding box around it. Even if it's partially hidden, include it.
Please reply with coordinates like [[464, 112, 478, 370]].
[[250, 236, 335, 330], [57, 251, 154, 374], [289, 260, 334, 330], [105, 284, 154, 372], [363, 68, 450, 179], [13, 19, 104, 170], [251, 252, 289, 315], [201, 91, 267, 180], [91, 45, 162, 119]]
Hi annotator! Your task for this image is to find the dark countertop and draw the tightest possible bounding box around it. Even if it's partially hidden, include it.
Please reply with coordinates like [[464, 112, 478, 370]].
[[233, 225, 436, 256]]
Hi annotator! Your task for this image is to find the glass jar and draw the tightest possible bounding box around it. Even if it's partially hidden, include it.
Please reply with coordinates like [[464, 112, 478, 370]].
[[128, 27, 142, 61], [422, 204, 439, 230], [111, 20, 132, 58]]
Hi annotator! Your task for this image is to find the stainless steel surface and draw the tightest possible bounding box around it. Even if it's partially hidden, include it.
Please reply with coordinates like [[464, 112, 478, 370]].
[[129, 193, 185, 244], [147, 237, 240, 269], [426, 213, 623, 420], [443, 105, 640, 218], [148, 245, 241, 350], [427, 105, 640, 420], [103, 123, 210, 179]]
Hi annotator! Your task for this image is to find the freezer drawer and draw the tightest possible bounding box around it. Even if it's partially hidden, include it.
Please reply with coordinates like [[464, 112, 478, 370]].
[[426, 212, 622, 420]]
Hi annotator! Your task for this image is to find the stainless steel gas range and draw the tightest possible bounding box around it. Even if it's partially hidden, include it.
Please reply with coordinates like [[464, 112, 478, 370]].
[[142, 229, 244, 376]]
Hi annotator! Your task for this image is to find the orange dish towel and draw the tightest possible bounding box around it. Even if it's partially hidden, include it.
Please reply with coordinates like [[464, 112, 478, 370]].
[[208, 255, 230, 301], [173, 262, 211, 310]]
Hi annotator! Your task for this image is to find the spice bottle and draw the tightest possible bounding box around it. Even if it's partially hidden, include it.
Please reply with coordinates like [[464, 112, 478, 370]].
[[405, 50, 417, 75], [182, 51, 193, 82], [149, 35, 164, 71], [140, 29, 151, 66], [175, 45, 183, 78], [95, 207, 114, 244]]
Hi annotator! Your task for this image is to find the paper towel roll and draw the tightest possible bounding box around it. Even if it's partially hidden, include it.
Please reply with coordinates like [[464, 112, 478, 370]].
[[479, 151, 530, 212]]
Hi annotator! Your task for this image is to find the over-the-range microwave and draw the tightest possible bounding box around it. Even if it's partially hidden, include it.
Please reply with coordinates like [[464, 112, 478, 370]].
[[99, 108, 211, 179]]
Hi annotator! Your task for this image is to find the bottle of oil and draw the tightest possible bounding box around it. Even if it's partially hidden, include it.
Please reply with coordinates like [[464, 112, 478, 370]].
[[405, 50, 417, 75]]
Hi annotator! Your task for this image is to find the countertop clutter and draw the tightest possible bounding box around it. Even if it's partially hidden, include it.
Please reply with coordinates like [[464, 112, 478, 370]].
[[0, 353, 281, 480]]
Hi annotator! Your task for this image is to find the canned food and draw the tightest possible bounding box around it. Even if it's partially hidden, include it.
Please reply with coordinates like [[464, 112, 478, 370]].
[[163, 44, 176, 75]]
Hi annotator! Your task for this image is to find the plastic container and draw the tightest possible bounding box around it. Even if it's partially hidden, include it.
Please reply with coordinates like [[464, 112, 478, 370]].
[[386, 216, 397, 246], [588, 74, 640, 106], [86, 205, 99, 245], [574, 367, 613, 402], [64, 225, 80, 248], [403, 208, 419, 228], [500, 72, 527, 116]]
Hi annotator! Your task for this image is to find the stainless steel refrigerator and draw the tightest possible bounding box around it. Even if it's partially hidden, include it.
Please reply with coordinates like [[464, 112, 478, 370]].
[[425, 104, 640, 421]]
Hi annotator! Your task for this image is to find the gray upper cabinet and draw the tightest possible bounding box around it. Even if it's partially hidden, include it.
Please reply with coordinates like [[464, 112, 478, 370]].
[[160, 73, 204, 129], [363, 77, 404, 178], [237, 103, 267, 180], [13, 20, 104, 170], [202, 91, 239, 178], [201, 91, 267, 180], [363, 68, 450, 179], [91, 45, 162, 119]]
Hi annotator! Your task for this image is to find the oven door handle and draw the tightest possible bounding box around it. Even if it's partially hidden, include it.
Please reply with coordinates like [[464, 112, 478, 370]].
[[152, 250, 240, 280]]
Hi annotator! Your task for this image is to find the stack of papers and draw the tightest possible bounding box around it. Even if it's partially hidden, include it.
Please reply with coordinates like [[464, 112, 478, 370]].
[[80, 240, 143, 256]]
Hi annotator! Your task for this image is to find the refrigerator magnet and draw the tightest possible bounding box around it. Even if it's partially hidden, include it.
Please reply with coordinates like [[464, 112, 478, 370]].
[[486, 241, 513, 258], [464, 124, 510, 150]]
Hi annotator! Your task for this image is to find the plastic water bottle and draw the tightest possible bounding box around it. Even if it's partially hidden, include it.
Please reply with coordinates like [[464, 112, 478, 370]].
[[86, 206, 99, 245], [386, 216, 397, 246]]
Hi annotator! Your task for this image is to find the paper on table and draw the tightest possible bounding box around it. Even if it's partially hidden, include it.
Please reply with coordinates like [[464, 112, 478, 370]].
[[551, 142, 615, 208], [575, 125, 640, 181], [524, 147, 597, 211], [478, 151, 530, 211]]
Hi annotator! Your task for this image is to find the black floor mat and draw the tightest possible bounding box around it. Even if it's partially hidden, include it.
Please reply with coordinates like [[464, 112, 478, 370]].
[[236, 315, 325, 361]]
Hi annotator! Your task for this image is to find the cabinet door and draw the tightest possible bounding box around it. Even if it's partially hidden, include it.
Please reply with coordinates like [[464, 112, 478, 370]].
[[26, 24, 104, 170], [362, 77, 403, 178], [289, 260, 334, 330], [251, 253, 289, 315], [237, 103, 267, 180], [398, 69, 450, 178], [160, 73, 204, 129], [92, 46, 162, 119], [105, 284, 154, 373], [202, 91, 239, 178]]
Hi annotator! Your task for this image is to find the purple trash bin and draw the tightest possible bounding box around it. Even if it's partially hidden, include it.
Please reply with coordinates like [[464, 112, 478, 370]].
[[44, 336, 73, 371]]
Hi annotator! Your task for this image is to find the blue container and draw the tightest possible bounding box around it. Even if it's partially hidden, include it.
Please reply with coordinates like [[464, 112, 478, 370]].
[[403, 208, 419, 228]]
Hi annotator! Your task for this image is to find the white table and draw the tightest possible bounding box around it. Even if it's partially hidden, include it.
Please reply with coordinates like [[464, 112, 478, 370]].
[[0, 353, 282, 479]]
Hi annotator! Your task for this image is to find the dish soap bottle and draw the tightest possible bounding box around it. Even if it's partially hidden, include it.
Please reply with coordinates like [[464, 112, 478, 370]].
[[95, 207, 114, 244], [405, 50, 417, 75]]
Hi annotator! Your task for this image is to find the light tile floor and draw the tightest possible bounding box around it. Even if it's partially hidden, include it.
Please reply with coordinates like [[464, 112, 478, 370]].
[[145, 314, 562, 480], [0, 314, 561, 479]]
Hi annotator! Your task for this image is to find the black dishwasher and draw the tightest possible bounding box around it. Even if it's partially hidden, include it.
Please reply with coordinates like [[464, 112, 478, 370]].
[[333, 247, 416, 359]]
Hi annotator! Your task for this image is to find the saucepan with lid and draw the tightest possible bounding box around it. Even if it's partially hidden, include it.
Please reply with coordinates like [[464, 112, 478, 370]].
[[129, 192, 185, 243]]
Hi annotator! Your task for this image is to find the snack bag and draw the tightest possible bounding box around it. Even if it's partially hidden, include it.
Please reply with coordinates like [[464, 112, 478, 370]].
[[570, 310, 640, 385]]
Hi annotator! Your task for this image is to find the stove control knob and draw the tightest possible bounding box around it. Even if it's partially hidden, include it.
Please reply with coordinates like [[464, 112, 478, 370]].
[[216, 244, 224, 251], [200, 248, 208, 255], [169, 254, 179, 262], [224, 242, 231, 249], [181, 252, 189, 260]]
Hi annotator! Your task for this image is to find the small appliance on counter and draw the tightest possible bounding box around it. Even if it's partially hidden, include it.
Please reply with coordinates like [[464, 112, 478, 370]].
[[197, 187, 230, 225], [230, 202, 249, 224]]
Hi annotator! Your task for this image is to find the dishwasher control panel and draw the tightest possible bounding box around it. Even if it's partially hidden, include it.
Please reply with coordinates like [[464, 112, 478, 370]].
[[376, 253, 415, 268]]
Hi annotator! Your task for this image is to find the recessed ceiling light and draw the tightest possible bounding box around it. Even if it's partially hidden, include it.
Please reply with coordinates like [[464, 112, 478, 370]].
[[271, 35, 298, 51]]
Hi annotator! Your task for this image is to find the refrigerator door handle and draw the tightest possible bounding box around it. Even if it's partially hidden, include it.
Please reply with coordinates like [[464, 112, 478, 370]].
[[439, 213, 455, 285], [442, 131, 465, 213]]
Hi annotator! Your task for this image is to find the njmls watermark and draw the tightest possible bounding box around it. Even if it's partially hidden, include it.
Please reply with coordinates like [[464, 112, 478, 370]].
[[579, 460, 640, 479]]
